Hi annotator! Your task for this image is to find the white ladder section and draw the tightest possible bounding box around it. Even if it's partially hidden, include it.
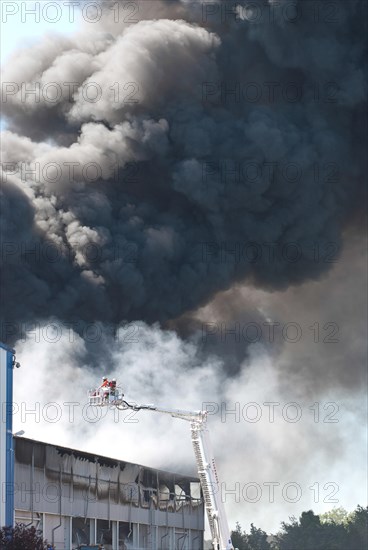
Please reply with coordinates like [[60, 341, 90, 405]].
[[191, 421, 234, 550], [88, 392, 235, 550]]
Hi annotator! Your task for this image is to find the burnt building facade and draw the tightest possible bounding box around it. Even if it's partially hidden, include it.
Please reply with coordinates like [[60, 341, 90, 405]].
[[13, 436, 204, 549]]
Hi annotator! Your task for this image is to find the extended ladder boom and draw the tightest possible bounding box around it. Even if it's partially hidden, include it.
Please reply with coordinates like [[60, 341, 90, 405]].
[[118, 401, 234, 550], [88, 390, 235, 550], [191, 418, 234, 550]]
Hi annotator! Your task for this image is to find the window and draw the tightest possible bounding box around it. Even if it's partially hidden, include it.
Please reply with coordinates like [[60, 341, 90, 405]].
[[72, 517, 90, 547], [119, 521, 132, 549], [96, 519, 112, 550]]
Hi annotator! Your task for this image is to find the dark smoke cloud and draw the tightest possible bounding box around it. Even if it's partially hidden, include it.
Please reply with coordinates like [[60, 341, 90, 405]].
[[168, 293, 282, 376], [184, 228, 367, 393], [1, 0, 366, 344]]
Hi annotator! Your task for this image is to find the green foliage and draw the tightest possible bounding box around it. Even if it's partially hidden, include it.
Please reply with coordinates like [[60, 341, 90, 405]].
[[320, 506, 352, 525], [272, 506, 367, 550], [0, 523, 49, 549], [248, 524, 270, 550], [274, 510, 347, 550], [346, 505, 368, 550], [231, 522, 271, 550], [231, 522, 248, 550], [231, 506, 367, 550]]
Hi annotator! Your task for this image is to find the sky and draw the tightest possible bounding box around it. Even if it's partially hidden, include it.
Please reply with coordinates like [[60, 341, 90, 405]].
[[1, 1, 80, 62], [1, 0, 367, 539], [1, 0, 81, 129]]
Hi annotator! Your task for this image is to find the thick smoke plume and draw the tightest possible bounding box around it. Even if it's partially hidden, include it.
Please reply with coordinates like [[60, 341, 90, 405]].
[[12, 234, 367, 532], [1, 0, 366, 342], [1, 1, 366, 533]]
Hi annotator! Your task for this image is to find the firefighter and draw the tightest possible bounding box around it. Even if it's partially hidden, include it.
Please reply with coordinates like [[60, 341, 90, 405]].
[[109, 378, 117, 396], [100, 376, 109, 388], [99, 376, 110, 401]]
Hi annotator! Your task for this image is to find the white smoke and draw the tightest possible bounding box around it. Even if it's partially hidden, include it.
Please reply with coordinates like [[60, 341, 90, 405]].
[[4, 0, 367, 535], [13, 309, 366, 533]]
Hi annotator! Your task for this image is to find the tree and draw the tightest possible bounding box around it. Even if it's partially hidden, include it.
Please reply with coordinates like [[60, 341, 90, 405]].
[[247, 523, 270, 550], [231, 522, 271, 550], [232, 507, 368, 550], [0, 523, 49, 549], [320, 507, 352, 525], [231, 522, 248, 550], [274, 510, 347, 550], [346, 505, 368, 550]]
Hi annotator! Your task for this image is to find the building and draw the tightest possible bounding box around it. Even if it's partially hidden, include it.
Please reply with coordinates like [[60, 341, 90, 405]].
[[0, 342, 15, 529], [0, 342, 204, 548], [13, 436, 205, 549]]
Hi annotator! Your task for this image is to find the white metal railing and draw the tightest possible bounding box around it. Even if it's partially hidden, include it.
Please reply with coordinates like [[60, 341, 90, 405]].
[[88, 388, 124, 406]]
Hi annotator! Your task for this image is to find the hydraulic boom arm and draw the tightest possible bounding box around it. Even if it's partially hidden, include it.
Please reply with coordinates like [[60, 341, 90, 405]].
[[117, 400, 235, 550], [88, 389, 235, 549]]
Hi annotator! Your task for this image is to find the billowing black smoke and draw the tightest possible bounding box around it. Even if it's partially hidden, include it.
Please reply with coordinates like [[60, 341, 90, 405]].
[[1, 0, 366, 344]]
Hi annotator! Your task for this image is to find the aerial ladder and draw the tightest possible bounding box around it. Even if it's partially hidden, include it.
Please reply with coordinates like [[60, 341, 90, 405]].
[[88, 387, 235, 550]]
